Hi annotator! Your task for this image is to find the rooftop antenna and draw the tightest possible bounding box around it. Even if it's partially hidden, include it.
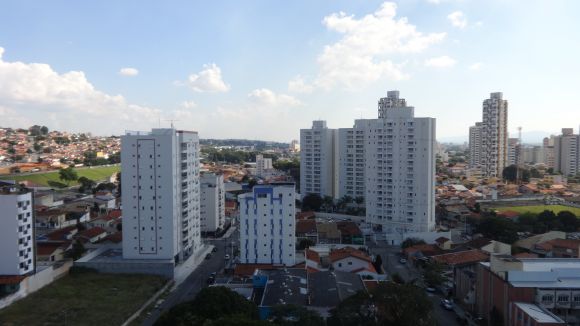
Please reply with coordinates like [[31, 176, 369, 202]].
[[164, 119, 179, 129]]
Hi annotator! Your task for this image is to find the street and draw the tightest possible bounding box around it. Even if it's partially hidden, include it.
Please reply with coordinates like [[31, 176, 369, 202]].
[[141, 227, 239, 326], [369, 242, 460, 326]]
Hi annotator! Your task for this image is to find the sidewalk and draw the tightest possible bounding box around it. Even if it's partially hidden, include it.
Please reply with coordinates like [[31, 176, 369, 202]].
[[219, 226, 237, 239], [173, 244, 214, 288]]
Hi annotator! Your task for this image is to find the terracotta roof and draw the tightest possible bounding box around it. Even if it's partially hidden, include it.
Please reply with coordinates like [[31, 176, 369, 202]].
[[234, 264, 276, 277], [107, 209, 122, 219], [403, 244, 443, 257], [45, 225, 77, 241], [329, 247, 372, 263], [305, 249, 320, 262], [0, 275, 26, 285], [336, 221, 362, 236], [432, 249, 489, 266], [296, 211, 316, 220], [363, 280, 381, 292], [352, 263, 377, 274], [77, 226, 107, 239], [296, 219, 317, 235], [536, 239, 580, 251], [36, 242, 68, 256]]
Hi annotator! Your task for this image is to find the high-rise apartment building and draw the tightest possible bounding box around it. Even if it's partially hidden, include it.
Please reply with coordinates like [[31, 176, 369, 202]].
[[238, 184, 296, 266], [481, 92, 509, 178], [121, 128, 201, 262], [0, 183, 35, 275], [200, 173, 225, 233], [362, 91, 436, 234], [507, 138, 519, 166], [300, 120, 338, 199], [543, 136, 556, 169], [337, 123, 367, 200], [469, 122, 483, 168], [553, 128, 579, 176], [255, 154, 273, 178]]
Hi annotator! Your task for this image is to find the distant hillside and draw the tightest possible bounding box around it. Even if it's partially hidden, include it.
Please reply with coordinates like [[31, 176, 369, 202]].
[[200, 139, 289, 150]]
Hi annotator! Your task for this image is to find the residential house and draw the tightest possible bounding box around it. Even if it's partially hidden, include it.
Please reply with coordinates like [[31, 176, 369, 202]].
[[533, 239, 580, 258], [317, 222, 341, 244], [75, 227, 108, 244]]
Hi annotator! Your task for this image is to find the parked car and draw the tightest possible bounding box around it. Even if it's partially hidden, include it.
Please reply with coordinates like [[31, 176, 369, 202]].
[[425, 286, 436, 293], [212, 247, 218, 253], [205, 253, 212, 260], [440, 299, 453, 310], [224, 254, 230, 260], [399, 258, 407, 264]]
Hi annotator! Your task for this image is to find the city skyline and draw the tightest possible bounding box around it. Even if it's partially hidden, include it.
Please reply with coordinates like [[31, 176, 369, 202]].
[[1, 1, 580, 142]]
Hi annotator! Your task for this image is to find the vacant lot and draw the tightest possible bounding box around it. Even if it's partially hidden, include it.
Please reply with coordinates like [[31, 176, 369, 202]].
[[0, 272, 166, 326], [0, 165, 120, 187], [497, 205, 580, 216]]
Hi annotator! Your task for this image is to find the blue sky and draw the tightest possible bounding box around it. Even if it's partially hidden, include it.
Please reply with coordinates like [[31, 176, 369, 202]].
[[0, 0, 579, 142]]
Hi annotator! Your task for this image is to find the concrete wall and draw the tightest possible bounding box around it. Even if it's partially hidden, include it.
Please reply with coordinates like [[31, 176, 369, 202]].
[[74, 260, 174, 279]]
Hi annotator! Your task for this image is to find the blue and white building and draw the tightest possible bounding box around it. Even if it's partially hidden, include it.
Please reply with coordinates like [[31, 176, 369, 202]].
[[238, 184, 296, 266]]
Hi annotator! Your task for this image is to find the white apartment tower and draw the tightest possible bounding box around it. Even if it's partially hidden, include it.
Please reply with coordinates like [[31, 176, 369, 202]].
[[121, 128, 201, 263], [469, 122, 483, 168], [481, 92, 509, 178], [300, 120, 338, 199], [238, 184, 296, 266], [338, 123, 367, 200], [0, 184, 34, 275], [507, 138, 520, 166], [553, 128, 579, 176], [200, 173, 225, 233], [255, 154, 273, 178], [362, 91, 436, 234]]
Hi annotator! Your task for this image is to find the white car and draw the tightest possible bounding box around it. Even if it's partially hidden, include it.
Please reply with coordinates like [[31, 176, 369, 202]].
[[399, 258, 407, 264], [224, 254, 230, 260]]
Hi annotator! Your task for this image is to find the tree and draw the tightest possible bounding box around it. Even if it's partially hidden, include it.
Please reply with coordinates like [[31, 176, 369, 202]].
[[40, 125, 49, 135], [58, 166, 78, 186], [156, 286, 260, 326], [78, 177, 96, 193], [391, 273, 405, 284], [401, 237, 426, 249], [248, 178, 258, 189], [297, 238, 315, 250], [537, 210, 561, 231], [372, 254, 383, 274], [474, 202, 481, 213], [270, 304, 324, 326], [423, 262, 444, 287], [502, 165, 518, 182], [322, 196, 334, 212], [476, 216, 518, 244], [69, 240, 86, 260], [302, 194, 323, 211], [328, 282, 435, 326], [354, 196, 365, 205], [558, 211, 578, 232]]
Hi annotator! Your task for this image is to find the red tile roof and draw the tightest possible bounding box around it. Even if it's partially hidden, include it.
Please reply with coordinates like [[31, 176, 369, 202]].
[[77, 226, 107, 239], [536, 239, 580, 251], [403, 244, 443, 257], [296, 219, 317, 235], [45, 225, 77, 241], [352, 263, 377, 274], [107, 209, 122, 219], [305, 249, 320, 262], [431, 249, 489, 266], [336, 221, 362, 236], [36, 242, 68, 256], [296, 211, 316, 220], [513, 252, 538, 258], [329, 247, 372, 263], [0, 275, 26, 285], [234, 264, 276, 277]]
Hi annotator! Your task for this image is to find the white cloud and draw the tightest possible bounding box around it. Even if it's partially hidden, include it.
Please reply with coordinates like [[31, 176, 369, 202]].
[[426, 0, 441, 3], [180, 100, 197, 109], [448, 11, 467, 29], [469, 62, 483, 71], [475, 21, 483, 27], [186, 64, 230, 93], [248, 88, 302, 107], [288, 76, 314, 93], [424, 56, 456, 68], [119, 67, 139, 76], [295, 2, 445, 91], [0, 47, 166, 134]]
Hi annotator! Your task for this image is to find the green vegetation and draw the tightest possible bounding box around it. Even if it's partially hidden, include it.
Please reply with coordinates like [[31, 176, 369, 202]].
[[328, 282, 435, 326], [0, 272, 166, 326], [0, 165, 120, 187], [496, 205, 580, 216]]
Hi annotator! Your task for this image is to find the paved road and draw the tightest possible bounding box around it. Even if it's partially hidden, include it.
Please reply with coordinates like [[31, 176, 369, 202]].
[[369, 242, 459, 326], [142, 232, 237, 326]]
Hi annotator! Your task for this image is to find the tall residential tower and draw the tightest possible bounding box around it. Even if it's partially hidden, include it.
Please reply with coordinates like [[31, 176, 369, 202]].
[[300, 120, 338, 199], [481, 92, 509, 178], [121, 128, 201, 262]]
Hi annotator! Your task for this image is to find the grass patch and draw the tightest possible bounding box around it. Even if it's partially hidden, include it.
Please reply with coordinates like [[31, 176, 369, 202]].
[[0, 272, 166, 326], [0, 166, 120, 187], [497, 205, 580, 216]]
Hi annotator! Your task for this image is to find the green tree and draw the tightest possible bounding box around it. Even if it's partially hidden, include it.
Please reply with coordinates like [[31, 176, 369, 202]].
[[58, 166, 78, 186], [401, 237, 426, 249], [68, 240, 86, 260], [329, 282, 435, 326], [502, 165, 518, 182], [40, 125, 49, 135], [297, 238, 315, 250], [78, 177, 96, 193], [302, 194, 323, 211], [557, 211, 578, 232], [156, 286, 259, 326], [476, 216, 518, 244], [270, 304, 324, 326], [372, 254, 383, 274], [322, 195, 334, 212]]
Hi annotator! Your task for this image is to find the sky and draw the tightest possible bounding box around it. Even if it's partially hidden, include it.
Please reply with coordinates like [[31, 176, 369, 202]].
[[0, 0, 579, 143]]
